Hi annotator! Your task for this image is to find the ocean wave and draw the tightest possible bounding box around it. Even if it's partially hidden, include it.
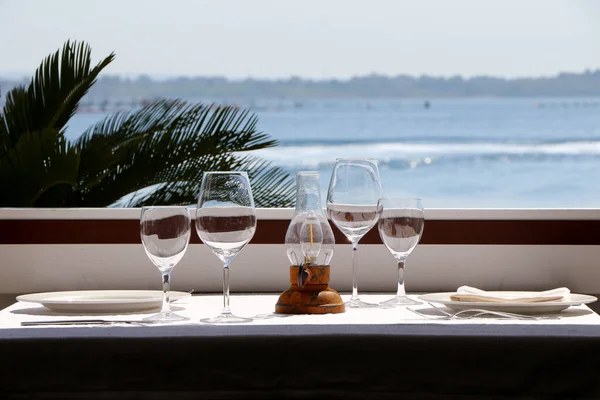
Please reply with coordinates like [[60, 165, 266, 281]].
[[254, 140, 600, 168], [277, 135, 495, 146]]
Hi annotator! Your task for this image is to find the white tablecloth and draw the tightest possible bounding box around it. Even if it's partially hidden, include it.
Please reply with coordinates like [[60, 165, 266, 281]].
[[3, 293, 600, 399], [1, 293, 598, 328]]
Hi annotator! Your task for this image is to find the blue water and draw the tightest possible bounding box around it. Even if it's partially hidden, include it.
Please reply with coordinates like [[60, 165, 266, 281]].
[[65, 97, 600, 208]]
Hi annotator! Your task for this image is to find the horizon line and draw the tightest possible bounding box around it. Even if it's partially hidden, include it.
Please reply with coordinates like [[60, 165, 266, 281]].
[[1, 68, 599, 82]]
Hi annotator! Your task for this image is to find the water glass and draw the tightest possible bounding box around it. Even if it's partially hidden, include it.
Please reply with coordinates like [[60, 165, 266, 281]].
[[327, 158, 382, 308], [140, 206, 191, 321], [196, 171, 256, 323], [377, 198, 424, 306]]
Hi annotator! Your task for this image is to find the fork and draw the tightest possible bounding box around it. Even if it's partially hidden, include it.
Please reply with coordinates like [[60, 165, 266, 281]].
[[408, 307, 550, 320], [427, 301, 561, 320], [407, 303, 560, 320]]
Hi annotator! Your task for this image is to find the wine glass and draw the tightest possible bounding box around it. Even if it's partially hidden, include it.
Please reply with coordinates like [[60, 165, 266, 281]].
[[377, 198, 425, 307], [195, 171, 256, 324], [326, 158, 382, 308], [140, 206, 191, 322]]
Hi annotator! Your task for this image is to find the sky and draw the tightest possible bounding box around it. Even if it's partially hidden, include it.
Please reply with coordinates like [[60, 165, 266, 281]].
[[1, 0, 600, 80]]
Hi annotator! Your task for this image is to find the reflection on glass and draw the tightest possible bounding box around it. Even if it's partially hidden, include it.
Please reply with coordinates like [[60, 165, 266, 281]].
[[140, 206, 191, 322], [377, 198, 424, 307], [196, 171, 256, 324], [327, 158, 382, 308]]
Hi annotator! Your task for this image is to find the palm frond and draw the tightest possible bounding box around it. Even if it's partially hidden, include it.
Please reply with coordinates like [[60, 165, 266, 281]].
[[2, 40, 114, 146], [0, 129, 80, 207], [125, 156, 294, 208], [74, 100, 186, 199], [0, 113, 9, 160], [233, 156, 295, 208], [74, 99, 288, 206], [0, 41, 293, 208]]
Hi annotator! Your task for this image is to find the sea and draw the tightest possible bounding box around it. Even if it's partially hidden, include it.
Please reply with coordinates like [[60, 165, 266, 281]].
[[64, 97, 600, 208]]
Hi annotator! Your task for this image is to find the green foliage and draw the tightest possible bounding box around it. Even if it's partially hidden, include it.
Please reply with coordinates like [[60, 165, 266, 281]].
[[0, 41, 294, 208]]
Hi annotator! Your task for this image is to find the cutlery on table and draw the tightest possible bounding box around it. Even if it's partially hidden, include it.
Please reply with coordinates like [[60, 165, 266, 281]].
[[407, 304, 560, 320], [21, 319, 161, 326]]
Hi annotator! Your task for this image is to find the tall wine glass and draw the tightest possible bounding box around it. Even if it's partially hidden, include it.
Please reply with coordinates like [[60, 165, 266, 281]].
[[377, 198, 424, 307], [140, 206, 191, 322], [327, 158, 382, 308], [195, 171, 256, 324]]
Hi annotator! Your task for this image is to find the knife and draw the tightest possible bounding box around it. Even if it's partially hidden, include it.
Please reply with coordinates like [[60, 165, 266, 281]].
[[21, 319, 157, 326]]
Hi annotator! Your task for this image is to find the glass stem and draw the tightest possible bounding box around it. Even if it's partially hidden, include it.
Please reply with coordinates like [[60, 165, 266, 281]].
[[161, 272, 171, 314], [222, 262, 231, 314], [351, 242, 359, 301], [396, 258, 407, 298]]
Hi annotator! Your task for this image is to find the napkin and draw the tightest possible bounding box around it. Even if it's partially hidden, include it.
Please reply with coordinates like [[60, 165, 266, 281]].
[[450, 286, 570, 303]]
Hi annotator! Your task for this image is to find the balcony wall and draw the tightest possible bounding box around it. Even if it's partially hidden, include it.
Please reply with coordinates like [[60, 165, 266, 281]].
[[1, 208, 600, 302]]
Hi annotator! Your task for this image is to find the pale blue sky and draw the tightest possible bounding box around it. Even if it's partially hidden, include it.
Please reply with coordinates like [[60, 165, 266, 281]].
[[1, 0, 600, 79]]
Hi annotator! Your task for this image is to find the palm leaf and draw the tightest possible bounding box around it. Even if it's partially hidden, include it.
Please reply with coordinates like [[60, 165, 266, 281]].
[[0, 41, 294, 208], [233, 156, 296, 208], [1, 40, 114, 146], [74, 99, 292, 207], [127, 156, 294, 208], [0, 113, 8, 160], [0, 129, 80, 207]]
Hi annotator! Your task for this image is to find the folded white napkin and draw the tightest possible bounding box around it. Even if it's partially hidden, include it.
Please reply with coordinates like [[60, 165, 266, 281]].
[[450, 286, 570, 303]]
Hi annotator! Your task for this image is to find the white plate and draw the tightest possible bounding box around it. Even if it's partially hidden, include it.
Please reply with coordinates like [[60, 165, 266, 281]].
[[16, 290, 191, 313], [418, 292, 597, 314]]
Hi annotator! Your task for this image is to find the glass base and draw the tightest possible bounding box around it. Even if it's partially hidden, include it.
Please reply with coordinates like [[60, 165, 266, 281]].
[[345, 298, 378, 309], [143, 312, 189, 322], [379, 296, 422, 308], [201, 312, 253, 324]]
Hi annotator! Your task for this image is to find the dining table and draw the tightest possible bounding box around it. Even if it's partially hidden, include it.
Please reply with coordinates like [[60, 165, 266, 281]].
[[1, 293, 600, 399]]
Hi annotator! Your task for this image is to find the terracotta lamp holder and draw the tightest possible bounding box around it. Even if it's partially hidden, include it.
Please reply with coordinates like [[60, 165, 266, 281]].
[[275, 264, 345, 314]]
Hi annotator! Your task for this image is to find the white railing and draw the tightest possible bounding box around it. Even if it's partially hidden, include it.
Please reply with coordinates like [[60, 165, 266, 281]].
[[2, 208, 600, 297]]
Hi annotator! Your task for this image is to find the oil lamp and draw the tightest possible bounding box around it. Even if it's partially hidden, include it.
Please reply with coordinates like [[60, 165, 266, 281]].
[[275, 171, 345, 314]]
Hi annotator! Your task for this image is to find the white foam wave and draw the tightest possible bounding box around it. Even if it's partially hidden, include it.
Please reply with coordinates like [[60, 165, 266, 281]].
[[254, 141, 600, 167]]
